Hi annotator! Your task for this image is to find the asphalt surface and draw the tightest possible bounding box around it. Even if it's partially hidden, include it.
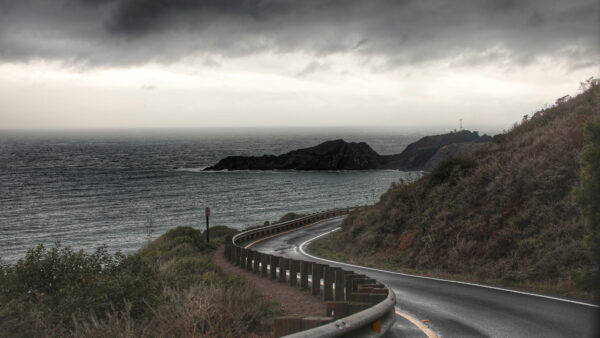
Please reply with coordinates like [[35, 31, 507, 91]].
[[243, 217, 600, 338]]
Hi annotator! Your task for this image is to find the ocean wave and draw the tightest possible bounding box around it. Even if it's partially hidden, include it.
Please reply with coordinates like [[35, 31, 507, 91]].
[[172, 167, 207, 172]]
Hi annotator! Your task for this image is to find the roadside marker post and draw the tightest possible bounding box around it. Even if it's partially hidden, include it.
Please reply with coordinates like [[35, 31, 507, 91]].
[[205, 207, 210, 243]]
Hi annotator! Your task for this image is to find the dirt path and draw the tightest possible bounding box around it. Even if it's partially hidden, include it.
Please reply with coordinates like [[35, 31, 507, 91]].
[[210, 246, 326, 317]]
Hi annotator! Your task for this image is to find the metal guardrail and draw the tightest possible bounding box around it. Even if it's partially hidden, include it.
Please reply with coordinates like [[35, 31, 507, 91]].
[[224, 207, 396, 337]]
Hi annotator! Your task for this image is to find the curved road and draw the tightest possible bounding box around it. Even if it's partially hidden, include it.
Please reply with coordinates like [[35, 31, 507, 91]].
[[243, 217, 599, 338]]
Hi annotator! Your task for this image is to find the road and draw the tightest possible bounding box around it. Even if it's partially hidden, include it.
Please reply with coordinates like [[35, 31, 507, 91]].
[[243, 217, 600, 338]]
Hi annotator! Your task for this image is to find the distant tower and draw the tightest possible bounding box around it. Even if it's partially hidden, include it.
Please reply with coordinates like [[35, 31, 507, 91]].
[[459, 119, 463, 131]]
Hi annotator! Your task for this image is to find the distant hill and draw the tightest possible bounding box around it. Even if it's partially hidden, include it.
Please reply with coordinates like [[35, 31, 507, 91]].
[[205, 131, 491, 171], [313, 84, 600, 298]]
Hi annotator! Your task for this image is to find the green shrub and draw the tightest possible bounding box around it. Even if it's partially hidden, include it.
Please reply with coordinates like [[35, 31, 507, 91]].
[[276, 212, 306, 224], [428, 155, 476, 187], [0, 223, 276, 337], [492, 133, 506, 144], [0, 244, 161, 334]]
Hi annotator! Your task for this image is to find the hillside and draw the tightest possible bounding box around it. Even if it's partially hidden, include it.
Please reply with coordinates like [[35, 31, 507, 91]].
[[380, 130, 491, 170], [314, 84, 600, 298]]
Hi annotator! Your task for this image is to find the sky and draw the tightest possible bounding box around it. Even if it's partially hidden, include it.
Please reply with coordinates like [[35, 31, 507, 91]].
[[0, 0, 598, 130]]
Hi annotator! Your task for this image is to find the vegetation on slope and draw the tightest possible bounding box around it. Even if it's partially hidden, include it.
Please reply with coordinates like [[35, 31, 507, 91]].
[[574, 120, 600, 266], [314, 82, 600, 299], [0, 225, 281, 337], [275, 212, 306, 224]]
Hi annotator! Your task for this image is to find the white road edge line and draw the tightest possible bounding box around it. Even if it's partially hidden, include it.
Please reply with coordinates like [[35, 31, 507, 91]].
[[299, 227, 600, 309]]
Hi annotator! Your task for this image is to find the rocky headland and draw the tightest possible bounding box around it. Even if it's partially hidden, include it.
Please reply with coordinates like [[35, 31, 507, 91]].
[[204, 130, 492, 171]]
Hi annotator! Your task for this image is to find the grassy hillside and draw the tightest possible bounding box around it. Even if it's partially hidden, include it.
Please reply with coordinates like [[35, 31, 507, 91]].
[[0, 226, 280, 337], [314, 83, 600, 299]]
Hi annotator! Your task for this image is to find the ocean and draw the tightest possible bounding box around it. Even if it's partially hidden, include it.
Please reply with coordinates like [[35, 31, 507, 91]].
[[0, 127, 427, 263]]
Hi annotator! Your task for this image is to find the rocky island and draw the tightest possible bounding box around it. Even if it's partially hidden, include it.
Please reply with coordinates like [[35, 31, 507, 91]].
[[205, 130, 492, 171]]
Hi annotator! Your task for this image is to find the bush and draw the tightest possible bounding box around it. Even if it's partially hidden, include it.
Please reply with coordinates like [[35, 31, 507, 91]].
[[276, 212, 306, 224], [428, 155, 476, 187], [0, 244, 161, 335]]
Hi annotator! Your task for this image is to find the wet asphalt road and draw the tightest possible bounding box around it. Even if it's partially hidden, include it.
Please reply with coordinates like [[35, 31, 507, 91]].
[[243, 217, 600, 338]]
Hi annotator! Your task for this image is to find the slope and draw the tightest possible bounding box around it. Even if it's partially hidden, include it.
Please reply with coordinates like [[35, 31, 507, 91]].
[[314, 83, 600, 299]]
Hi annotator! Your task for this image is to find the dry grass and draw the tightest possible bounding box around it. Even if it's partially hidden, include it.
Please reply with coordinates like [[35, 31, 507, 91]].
[[73, 284, 276, 338]]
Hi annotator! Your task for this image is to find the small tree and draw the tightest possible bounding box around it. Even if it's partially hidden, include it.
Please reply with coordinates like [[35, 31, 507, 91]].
[[575, 120, 600, 264]]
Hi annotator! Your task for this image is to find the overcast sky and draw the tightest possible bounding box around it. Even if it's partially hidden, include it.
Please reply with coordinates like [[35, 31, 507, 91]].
[[0, 0, 598, 130]]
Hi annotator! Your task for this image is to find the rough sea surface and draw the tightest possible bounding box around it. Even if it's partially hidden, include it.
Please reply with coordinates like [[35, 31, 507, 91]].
[[0, 128, 426, 263]]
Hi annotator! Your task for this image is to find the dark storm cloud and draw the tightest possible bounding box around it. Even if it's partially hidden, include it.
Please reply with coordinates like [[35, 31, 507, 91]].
[[0, 0, 597, 69]]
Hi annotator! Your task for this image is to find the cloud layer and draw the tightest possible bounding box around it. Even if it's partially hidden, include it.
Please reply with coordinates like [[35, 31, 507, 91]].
[[0, 0, 597, 69]]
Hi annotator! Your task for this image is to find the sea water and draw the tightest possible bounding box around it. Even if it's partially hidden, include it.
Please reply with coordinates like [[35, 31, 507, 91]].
[[0, 127, 426, 263]]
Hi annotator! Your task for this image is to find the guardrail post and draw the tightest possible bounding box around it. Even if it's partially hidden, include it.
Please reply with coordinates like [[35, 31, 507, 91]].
[[353, 278, 377, 292], [323, 266, 335, 301], [260, 253, 268, 278], [300, 261, 309, 289], [270, 255, 278, 280], [278, 257, 288, 283], [246, 250, 253, 272], [344, 274, 364, 301], [252, 251, 260, 274], [311, 263, 321, 295], [334, 269, 346, 301], [240, 249, 247, 269], [289, 259, 298, 287]]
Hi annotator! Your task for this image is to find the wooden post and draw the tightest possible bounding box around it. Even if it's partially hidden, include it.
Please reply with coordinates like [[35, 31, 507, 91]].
[[278, 257, 288, 283], [323, 265, 335, 301], [311, 263, 321, 295], [246, 250, 253, 272], [261, 253, 268, 278], [252, 251, 260, 274], [270, 255, 278, 280], [334, 269, 345, 301], [289, 259, 298, 287], [205, 207, 210, 243], [300, 261, 309, 289], [240, 249, 247, 269]]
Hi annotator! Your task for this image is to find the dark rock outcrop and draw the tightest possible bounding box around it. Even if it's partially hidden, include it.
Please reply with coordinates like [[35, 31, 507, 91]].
[[204, 130, 491, 171], [205, 139, 382, 171]]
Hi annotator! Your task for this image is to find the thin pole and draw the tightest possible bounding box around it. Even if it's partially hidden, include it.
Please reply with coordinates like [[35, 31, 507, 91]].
[[206, 214, 209, 243], [205, 207, 210, 243]]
